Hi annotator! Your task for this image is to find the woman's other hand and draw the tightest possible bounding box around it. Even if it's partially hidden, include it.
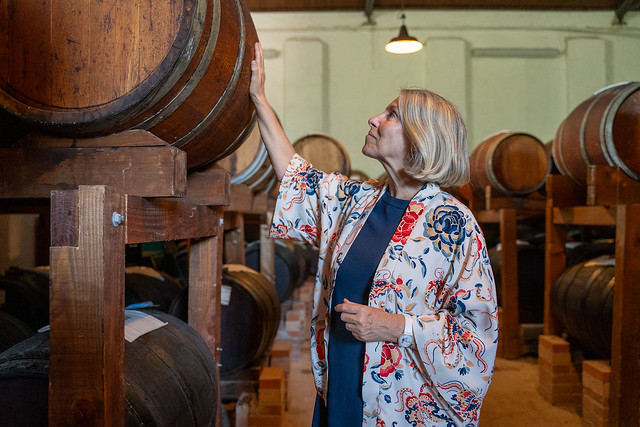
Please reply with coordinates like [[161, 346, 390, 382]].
[[335, 298, 405, 343]]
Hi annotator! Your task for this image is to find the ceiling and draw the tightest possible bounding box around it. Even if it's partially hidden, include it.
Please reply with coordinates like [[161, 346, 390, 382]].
[[245, 0, 627, 12]]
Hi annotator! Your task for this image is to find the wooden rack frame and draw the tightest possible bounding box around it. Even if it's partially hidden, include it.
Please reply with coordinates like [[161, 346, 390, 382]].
[[544, 166, 640, 426], [0, 130, 230, 426], [471, 186, 546, 360]]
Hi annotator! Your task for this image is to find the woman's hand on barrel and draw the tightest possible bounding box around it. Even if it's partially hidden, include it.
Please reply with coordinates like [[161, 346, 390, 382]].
[[335, 298, 405, 343], [250, 42, 267, 106]]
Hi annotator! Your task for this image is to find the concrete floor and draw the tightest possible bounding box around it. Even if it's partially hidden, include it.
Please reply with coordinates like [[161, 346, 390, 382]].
[[281, 344, 583, 426]]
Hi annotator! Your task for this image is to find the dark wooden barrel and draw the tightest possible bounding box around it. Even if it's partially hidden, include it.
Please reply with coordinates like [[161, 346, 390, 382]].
[[245, 239, 301, 302], [553, 82, 640, 185], [551, 256, 614, 359], [0, 310, 218, 426], [470, 131, 550, 196], [489, 242, 545, 324], [0, 311, 35, 354], [124, 266, 185, 312], [565, 240, 615, 268], [0, 0, 258, 170], [293, 133, 351, 176], [219, 264, 280, 376], [213, 121, 276, 192], [0, 267, 50, 331]]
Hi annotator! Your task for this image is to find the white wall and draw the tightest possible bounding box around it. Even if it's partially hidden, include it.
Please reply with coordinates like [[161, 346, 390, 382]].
[[250, 10, 640, 179]]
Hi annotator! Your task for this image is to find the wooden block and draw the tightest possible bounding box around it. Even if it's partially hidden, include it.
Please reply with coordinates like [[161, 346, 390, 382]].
[[270, 342, 292, 358], [248, 414, 282, 426], [259, 367, 285, 389]]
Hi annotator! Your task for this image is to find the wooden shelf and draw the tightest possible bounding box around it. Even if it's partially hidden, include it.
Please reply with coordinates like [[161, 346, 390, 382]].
[[544, 168, 640, 427], [0, 130, 230, 426]]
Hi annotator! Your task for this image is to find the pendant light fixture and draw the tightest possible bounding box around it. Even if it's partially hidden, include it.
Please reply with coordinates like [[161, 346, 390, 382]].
[[385, 9, 423, 55]]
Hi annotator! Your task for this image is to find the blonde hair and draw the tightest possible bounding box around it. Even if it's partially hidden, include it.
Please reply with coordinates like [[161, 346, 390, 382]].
[[398, 88, 470, 187]]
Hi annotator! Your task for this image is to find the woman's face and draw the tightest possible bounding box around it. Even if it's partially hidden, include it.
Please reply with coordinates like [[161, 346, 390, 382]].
[[363, 98, 410, 170]]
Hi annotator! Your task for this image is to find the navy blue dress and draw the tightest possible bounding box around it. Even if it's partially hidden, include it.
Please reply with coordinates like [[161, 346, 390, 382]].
[[312, 190, 410, 427]]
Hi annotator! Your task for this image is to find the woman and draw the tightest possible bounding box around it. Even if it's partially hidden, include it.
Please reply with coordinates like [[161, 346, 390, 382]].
[[250, 42, 498, 426]]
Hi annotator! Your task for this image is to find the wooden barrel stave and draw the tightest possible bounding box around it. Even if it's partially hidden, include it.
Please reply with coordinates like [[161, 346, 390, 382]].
[[551, 258, 614, 359], [219, 264, 280, 375]]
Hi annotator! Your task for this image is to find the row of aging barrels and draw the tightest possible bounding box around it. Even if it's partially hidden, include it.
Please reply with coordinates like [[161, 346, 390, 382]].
[[488, 239, 615, 360], [470, 81, 640, 197], [221, 81, 640, 198], [0, 254, 306, 425]]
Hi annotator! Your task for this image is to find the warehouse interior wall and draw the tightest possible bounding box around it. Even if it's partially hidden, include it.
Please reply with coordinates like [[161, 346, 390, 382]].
[[250, 10, 640, 178]]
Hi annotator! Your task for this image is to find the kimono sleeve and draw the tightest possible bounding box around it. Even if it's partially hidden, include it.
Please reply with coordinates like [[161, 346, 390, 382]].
[[269, 154, 353, 247], [413, 208, 499, 423]]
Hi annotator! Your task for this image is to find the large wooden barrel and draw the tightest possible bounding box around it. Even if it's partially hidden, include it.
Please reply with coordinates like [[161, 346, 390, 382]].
[[551, 256, 614, 359], [293, 133, 351, 176], [489, 242, 545, 324], [219, 264, 280, 375], [553, 82, 640, 185], [0, 0, 258, 170], [0, 311, 34, 354], [124, 266, 185, 312], [0, 310, 219, 426], [245, 239, 302, 302], [470, 131, 550, 196], [0, 268, 50, 331]]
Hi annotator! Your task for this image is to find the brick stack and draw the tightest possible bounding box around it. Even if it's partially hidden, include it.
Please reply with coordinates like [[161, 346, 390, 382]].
[[582, 360, 611, 427], [248, 367, 286, 426], [537, 334, 582, 406], [269, 341, 292, 409]]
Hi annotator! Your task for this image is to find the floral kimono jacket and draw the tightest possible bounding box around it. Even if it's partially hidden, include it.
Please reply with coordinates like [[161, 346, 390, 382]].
[[270, 154, 499, 426]]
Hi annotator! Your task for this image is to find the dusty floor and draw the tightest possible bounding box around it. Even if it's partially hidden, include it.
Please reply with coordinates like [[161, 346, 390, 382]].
[[281, 343, 583, 426]]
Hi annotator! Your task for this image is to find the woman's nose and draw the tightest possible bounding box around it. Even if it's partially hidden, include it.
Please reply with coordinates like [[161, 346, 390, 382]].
[[368, 114, 380, 128]]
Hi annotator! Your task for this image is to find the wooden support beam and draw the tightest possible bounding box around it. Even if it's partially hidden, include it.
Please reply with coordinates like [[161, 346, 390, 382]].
[[610, 204, 640, 426], [544, 189, 566, 336], [0, 130, 186, 198], [49, 185, 126, 426], [498, 208, 520, 359], [552, 206, 617, 226], [125, 196, 220, 243]]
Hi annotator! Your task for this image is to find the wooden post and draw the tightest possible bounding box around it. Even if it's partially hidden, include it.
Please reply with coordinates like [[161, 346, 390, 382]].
[[260, 211, 275, 283], [610, 204, 640, 426], [544, 176, 567, 336], [499, 208, 520, 359], [49, 185, 126, 426]]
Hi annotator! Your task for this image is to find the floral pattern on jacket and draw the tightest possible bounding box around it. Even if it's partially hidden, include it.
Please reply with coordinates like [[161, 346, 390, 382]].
[[270, 154, 498, 426]]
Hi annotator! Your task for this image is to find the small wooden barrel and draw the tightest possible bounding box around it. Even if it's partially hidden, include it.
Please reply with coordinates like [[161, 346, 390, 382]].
[[213, 121, 276, 192], [124, 266, 185, 313], [219, 264, 280, 375], [0, 311, 34, 354], [553, 81, 640, 185], [470, 131, 550, 196], [0, 0, 258, 170], [0, 310, 219, 426], [551, 257, 614, 359], [293, 133, 351, 176], [245, 239, 302, 302]]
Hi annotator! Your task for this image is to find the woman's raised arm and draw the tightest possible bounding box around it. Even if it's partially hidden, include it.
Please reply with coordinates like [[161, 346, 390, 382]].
[[249, 42, 296, 181]]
